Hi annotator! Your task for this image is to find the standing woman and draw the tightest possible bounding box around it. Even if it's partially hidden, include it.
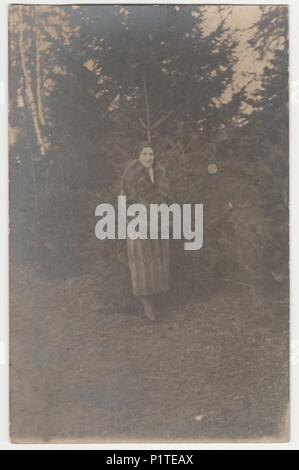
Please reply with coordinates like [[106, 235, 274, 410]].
[[121, 142, 171, 321]]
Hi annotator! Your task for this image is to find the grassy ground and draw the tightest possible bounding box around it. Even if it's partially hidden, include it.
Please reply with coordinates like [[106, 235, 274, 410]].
[[10, 254, 289, 443]]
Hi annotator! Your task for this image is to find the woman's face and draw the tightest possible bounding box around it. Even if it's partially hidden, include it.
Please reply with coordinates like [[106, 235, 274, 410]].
[[138, 146, 155, 169]]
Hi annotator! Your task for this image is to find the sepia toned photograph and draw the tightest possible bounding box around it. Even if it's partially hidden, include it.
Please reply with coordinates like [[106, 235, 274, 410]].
[[9, 3, 289, 443]]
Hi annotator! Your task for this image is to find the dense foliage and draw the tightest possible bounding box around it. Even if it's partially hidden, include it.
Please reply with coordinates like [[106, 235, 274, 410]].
[[9, 5, 288, 297]]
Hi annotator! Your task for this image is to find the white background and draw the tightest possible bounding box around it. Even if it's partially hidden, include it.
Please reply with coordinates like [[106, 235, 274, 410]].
[[1, 0, 298, 450]]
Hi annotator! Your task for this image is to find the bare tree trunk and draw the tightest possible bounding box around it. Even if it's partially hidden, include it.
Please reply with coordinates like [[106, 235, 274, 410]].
[[35, 8, 46, 128], [20, 85, 40, 222], [143, 74, 152, 142], [18, 5, 47, 157]]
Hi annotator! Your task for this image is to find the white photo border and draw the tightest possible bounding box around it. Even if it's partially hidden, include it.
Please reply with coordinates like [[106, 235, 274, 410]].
[[1, 0, 297, 450]]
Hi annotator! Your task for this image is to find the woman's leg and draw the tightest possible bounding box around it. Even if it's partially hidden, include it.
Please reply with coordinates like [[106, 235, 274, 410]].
[[140, 295, 156, 321]]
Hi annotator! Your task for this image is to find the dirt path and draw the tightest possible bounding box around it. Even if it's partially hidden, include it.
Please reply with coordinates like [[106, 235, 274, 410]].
[[10, 263, 289, 443]]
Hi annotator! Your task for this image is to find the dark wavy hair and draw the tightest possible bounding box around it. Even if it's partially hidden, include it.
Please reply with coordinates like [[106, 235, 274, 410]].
[[134, 141, 157, 161]]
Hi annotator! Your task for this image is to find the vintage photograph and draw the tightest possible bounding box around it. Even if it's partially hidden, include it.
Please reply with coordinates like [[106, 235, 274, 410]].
[[9, 4, 289, 442]]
